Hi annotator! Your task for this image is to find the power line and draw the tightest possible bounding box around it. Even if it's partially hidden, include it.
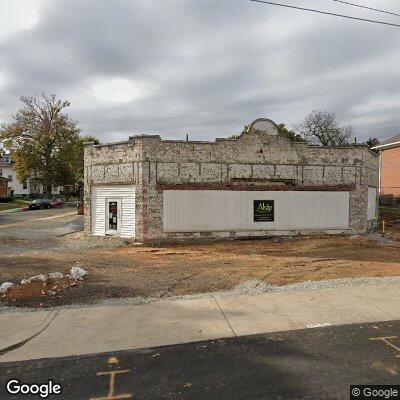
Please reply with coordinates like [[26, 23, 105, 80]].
[[330, 0, 400, 18], [248, 0, 400, 27]]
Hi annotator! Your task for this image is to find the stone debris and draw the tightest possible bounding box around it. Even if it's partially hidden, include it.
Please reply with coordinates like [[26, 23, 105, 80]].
[[49, 272, 64, 279], [70, 266, 88, 280], [0, 282, 14, 294], [28, 274, 47, 283]]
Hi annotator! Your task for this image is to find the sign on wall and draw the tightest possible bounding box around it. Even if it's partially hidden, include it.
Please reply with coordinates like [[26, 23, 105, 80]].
[[254, 200, 274, 222]]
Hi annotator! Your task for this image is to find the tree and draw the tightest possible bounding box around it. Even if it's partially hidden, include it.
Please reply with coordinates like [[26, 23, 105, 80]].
[[276, 123, 306, 142], [228, 124, 250, 139], [229, 122, 306, 142], [73, 135, 100, 193], [364, 137, 380, 148], [0, 94, 81, 197], [295, 110, 352, 146]]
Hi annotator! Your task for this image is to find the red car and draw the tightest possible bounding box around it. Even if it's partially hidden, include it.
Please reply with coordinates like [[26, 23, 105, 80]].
[[50, 198, 64, 208]]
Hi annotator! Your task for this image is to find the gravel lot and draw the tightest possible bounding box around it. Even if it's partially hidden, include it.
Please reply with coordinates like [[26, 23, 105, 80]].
[[1, 207, 400, 311]]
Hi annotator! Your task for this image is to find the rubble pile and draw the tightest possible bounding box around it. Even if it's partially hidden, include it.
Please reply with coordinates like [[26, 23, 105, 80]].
[[0, 267, 88, 303]]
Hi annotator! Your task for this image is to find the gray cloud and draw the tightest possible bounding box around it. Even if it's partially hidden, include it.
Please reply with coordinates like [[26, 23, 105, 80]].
[[0, 0, 399, 143]]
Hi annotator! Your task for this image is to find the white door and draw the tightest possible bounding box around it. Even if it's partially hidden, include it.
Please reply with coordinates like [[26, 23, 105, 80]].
[[105, 198, 121, 235], [91, 185, 136, 238]]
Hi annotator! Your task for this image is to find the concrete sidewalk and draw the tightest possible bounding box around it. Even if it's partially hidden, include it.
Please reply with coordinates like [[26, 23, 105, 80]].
[[1, 284, 399, 362]]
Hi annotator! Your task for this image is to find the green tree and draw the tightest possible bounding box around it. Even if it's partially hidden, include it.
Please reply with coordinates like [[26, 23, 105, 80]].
[[276, 123, 306, 142], [73, 135, 100, 191], [228, 124, 250, 139], [229, 122, 306, 142], [0, 94, 81, 197], [364, 137, 380, 148]]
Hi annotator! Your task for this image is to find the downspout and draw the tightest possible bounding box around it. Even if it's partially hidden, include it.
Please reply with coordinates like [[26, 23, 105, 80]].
[[378, 150, 382, 195]]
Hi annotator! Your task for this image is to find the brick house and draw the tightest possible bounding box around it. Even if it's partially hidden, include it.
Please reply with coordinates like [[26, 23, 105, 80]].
[[372, 134, 400, 199]]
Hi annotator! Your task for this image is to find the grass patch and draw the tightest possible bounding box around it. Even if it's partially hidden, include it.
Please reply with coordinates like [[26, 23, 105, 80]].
[[0, 199, 31, 211]]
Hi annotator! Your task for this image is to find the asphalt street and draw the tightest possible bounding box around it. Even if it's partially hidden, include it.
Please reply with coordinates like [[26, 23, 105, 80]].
[[0, 208, 84, 253], [1, 320, 400, 400]]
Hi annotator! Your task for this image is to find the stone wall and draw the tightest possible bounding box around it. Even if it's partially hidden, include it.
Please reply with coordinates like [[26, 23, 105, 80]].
[[84, 122, 379, 241]]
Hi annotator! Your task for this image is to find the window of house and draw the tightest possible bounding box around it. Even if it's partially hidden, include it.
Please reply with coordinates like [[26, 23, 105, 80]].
[[23, 181, 27, 189], [0, 169, 2, 176], [8, 175, 12, 181]]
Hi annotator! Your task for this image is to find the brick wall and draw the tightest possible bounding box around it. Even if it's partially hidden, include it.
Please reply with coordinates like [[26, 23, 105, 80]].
[[380, 147, 400, 197]]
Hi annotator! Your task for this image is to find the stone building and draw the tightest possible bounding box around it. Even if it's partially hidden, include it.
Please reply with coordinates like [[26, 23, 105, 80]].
[[83, 118, 379, 242]]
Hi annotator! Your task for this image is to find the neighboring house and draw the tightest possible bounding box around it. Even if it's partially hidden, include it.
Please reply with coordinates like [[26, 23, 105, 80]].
[[0, 155, 31, 197], [0, 176, 11, 198], [0, 154, 63, 198], [372, 133, 400, 199]]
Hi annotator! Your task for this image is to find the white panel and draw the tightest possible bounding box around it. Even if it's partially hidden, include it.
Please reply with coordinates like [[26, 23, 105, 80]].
[[367, 187, 377, 221], [163, 190, 350, 232], [91, 185, 136, 238]]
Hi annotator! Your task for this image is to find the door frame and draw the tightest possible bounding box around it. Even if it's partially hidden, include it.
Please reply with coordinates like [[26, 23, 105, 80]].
[[105, 197, 122, 236]]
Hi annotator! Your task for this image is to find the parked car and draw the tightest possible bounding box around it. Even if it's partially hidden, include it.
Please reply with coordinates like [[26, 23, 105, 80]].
[[50, 198, 64, 208], [28, 198, 51, 210]]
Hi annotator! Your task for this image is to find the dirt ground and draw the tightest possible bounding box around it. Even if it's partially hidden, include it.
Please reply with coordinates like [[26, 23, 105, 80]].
[[380, 207, 400, 241], [1, 227, 400, 308]]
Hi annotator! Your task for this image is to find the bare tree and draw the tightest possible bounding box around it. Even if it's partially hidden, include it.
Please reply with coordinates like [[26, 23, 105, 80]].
[[295, 110, 353, 146]]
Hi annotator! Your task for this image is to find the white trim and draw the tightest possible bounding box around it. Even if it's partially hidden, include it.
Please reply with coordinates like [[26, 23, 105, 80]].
[[378, 152, 382, 195], [372, 140, 400, 150], [105, 198, 121, 235]]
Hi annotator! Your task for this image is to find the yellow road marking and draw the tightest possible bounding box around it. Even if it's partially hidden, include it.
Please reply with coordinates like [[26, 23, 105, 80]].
[[370, 336, 400, 358], [90, 369, 132, 400]]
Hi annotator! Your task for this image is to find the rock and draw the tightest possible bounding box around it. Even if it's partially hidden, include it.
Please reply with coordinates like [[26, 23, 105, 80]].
[[48, 272, 64, 279], [29, 274, 47, 283], [0, 282, 14, 294], [21, 279, 29, 284], [70, 266, 88, 280], [48, 291, 56, 296]]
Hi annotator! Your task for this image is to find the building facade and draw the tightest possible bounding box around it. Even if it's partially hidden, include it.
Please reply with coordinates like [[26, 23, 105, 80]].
[[0, 176, 11, 198], [0, 155, 63, 197], [84, 118, 379, 242], [372, 134, 400, 199]]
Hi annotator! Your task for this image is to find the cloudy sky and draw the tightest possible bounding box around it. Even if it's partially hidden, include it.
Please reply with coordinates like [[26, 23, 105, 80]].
[[0, 0, 399, 143]]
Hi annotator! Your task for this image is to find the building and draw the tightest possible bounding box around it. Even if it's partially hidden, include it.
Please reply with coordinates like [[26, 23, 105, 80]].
[[372, 133, 400, 200], [0, 176, 11, 198], [83, 118, 379, 242], [0, 154, 63, 198]]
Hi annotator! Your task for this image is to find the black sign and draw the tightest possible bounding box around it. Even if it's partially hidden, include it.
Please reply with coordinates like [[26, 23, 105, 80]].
[[254, 200, 274, 222]]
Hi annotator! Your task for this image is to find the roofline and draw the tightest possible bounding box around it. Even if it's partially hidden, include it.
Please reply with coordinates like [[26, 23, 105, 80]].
[[85, 134, 375, 154], [372, 140, 400, 150]]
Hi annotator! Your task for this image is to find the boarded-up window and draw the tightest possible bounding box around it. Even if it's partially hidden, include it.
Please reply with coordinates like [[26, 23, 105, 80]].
[[163, 190, 350, 232], [367, 187, 377, 221]]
